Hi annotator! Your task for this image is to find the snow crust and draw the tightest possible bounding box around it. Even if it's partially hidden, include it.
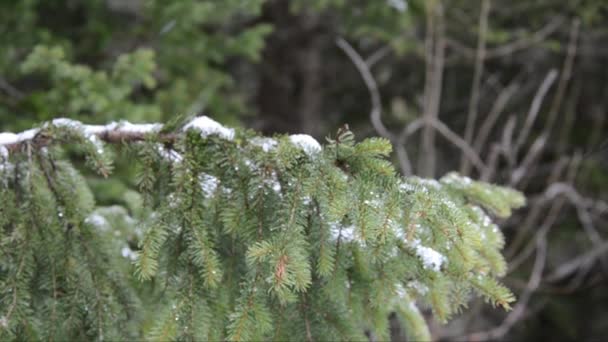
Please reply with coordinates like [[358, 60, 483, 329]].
[[330, 222, 356, 242], [0, 146, 7, 160], [200, 173, 220, 197], [251, 137, 278, 152], [0, 129, 38, 146], [411, 239, 446, 271], [183, 116, 234, 140], [387, 0, 407, 12], [289, 134, 321, 156]]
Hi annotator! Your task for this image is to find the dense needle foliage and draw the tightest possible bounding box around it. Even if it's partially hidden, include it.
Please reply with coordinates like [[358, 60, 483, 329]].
[[0, 117, 524, 341]]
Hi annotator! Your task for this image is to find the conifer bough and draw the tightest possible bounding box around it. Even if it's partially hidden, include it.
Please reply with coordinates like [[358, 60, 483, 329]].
[[0, 116, 525, 341]]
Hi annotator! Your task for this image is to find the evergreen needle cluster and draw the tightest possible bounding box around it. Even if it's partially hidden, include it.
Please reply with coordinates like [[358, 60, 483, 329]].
[[0, 117, 524, 341]]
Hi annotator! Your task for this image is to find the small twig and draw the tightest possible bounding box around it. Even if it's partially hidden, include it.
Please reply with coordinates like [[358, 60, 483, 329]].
[[472, 82, 518, 157], [546, 19, 580, 134], [510, 134, 547, 186], [445, 16, 564, 60], [419, 0, 446, 177], [513, 70, 558, 158], [543, 183, 607, 269], [0, 76, 25, 100], [461, 0, 491, 175], [468, 236, 547, 341], [426, 117, 487, 174], [505, 156, 569, 259], [336, 37, 414, 175], [366, 45, 393, 68], [546, 240, 608, 283], [508, 153, 582, 272], [336, 37, 391, 140]]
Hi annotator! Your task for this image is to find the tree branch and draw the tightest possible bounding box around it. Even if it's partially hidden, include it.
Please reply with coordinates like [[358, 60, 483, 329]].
[[461, 0, 491, 175]]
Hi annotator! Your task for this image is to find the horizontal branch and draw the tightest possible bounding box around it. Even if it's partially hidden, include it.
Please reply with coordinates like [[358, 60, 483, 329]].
[[0, 116, 237, 153]]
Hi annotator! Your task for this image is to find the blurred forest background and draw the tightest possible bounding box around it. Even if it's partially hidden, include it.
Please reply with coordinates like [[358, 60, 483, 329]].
[[1, 0, 607, 340]]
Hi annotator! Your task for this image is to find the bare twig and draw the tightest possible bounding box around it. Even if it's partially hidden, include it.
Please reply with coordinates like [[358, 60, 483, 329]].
[[426, 117, 487, 174], [461, 0, 491, 175], [543, 183, 607, 267], [546, 19, 580, 134], [485, 17, 563, 58], [557, 80, 581, 154], [481, 115, 516, 181], [0, 76, 25, 100], [513, 70, 558, 158], [510, 134, 547, 186], [419, 0, 446, 177], [505, 157, 569, 259], [472, 82, 518, 157], [366, 45, 393, 68], [336, 37, 391, 140], [545, 240, 608, 283], [508, 153, 582, 272], [336, 37, 414, 175], [445, 16, 564, 60], [467, 236, 547, 341]]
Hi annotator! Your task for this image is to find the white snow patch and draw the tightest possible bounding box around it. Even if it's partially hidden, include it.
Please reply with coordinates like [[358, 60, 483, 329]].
[[301, 195, 311, 205], [407, 280, 429, 295], [330, 222, 356, 242], [411, 239, 446, 271], [399, 181, 415, 192], [183, 116, 234, 140], [419, 178, 441, 189], [199, 173, 219, 197], [251, 137, 278, 152], [156, 144, 183, 162], [51, 118, 108, 154], [51, 118, 80, 128], [387, 0, 407, 12], [289, 134, 321, 156], [89, 134, 104, 154], [0, 128, 39, 146], [121, 246, 137, 260], [0, 133, 18, 145], [116, 121, 162, 134], [395, 283, 407, 298], [85, 213, 110, 231]]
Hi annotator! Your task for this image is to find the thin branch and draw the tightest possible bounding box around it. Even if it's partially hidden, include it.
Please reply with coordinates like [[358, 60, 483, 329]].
[[447, 17, 564, 60], [543, 183, 606, 264], [426, 117, 487, 174], [510, 134, 548, 186], [513, 70, 558, 157], [366, 45, 393, 68], [419, 0, 446, 177], [468, 236, 547, 341], [546, 19, 580, 134], [336, 37, 391, 140], [485, 17, 564, 58], [545, 240, 608, 283], [505, 156, 569, 259], [508, 153, 582, 272], [0, 76, 25, 100], [461, 0, 491, 175], [0, 119, 175, 152], [472, 82, 518, 158], [336, 37, 414, 175]]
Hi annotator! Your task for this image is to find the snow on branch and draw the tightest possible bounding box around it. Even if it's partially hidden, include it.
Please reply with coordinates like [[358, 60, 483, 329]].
[[0, 116, 237, 153], [1, 116, 325, 160]]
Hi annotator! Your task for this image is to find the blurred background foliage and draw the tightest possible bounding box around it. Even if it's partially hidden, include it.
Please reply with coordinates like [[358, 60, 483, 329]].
[[1, 0, 607, 340]]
